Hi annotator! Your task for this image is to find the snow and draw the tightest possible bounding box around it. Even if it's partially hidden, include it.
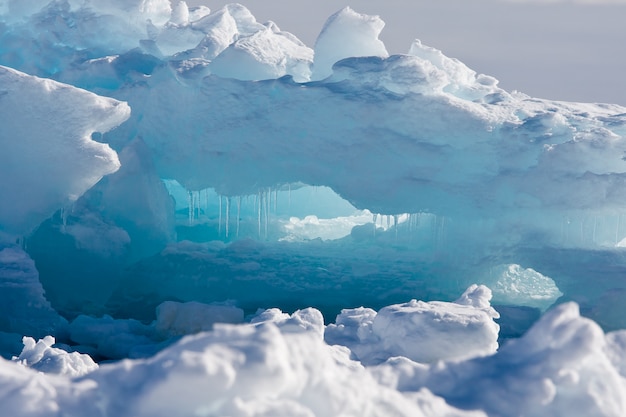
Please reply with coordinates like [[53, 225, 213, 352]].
[[372, 302, 626, 417], [13, 335, 97, 377], [1, 1, 626, 416], [2, 298, 626, 416], [326, 285, 499, 365], [311, 6, 388, 80]]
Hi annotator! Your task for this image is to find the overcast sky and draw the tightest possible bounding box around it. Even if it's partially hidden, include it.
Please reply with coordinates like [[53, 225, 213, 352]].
[[184, 0, 626, 106]]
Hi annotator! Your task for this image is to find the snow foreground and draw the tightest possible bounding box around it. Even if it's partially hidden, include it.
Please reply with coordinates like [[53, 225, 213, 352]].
[[4, 289, 626, 417], [1, 2, 626, 416]]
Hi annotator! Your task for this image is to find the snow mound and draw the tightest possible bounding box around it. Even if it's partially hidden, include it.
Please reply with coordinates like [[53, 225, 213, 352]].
[[0, 319, 484, 417], [326, 285, 500, 364], [13, 335, 97, 377], [374, 302, 626, 417]]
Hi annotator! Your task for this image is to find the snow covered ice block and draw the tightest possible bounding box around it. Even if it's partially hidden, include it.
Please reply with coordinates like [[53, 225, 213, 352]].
[[326, 285, 500, 364], [0, 66, 129, 236]]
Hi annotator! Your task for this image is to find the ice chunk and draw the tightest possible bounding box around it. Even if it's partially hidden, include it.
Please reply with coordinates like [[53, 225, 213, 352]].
[[312, 7, 388, 80], [483, 264, 562, 311], [325, 285, 500, 364], [210, 20, 313, 82], [13, 336, 97, 377], [0, 66, 128, 236], [155, 300, 244, 337]]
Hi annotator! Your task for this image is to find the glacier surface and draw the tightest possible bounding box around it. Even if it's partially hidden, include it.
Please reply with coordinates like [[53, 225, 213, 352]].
[[1, 1, 626, 416]]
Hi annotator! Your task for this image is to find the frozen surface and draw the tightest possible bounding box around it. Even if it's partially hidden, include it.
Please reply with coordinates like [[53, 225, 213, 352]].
[[1, 2, 626, 416]]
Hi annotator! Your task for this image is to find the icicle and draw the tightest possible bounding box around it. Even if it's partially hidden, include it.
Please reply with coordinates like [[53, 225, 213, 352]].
[[264, 188, 270, 239], [386, 215, 391, 230], [257, 192, 262, 238], [274, 188, 278, 213], [440, 216, 446, 247], [187, 190, 193, 225], [580, 219, 584, 244], [288, 183, 291, 214], [237, 196, 241, 237], [205, 189, 209, 219], [60, 207, 68, 232], [394, 214, 399, 240], [218, 195, 223, 236], [225, 197, 231, 238]]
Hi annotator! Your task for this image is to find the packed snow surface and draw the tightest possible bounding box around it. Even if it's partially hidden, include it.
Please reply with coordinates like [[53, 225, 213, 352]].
[[2, 1, 626, 416]]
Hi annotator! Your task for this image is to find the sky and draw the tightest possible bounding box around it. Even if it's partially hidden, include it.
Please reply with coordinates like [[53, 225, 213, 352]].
[[184, 0, 626, 106]]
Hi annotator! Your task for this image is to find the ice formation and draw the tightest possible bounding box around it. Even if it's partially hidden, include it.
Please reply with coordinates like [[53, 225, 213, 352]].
[[2, 1, 626, 416]]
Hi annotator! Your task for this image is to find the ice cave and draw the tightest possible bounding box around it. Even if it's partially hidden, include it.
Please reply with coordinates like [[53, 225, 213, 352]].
[[2, 1, 626, 416]]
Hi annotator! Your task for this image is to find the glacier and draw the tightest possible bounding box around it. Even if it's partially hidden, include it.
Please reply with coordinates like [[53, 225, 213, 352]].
[[2, 1, 626, 416]]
